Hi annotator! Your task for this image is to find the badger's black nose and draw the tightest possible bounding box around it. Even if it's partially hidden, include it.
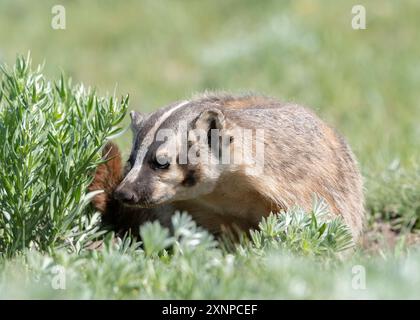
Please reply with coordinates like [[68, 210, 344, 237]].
[[114, 185, 138, 203]]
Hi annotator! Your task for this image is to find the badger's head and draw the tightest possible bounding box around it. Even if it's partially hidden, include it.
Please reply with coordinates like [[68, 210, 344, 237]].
[[114, 101, 236, 208]]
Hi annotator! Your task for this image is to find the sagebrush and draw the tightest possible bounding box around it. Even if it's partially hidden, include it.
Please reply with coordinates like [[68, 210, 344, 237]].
[[0, 55, 127, 256]]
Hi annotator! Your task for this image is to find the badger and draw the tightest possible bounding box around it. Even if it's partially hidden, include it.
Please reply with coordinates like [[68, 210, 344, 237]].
[[91, 93, 364, 240]]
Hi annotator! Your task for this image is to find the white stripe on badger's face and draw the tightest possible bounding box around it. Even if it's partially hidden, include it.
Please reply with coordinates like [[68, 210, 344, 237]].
[[124, 100, 190, 184]]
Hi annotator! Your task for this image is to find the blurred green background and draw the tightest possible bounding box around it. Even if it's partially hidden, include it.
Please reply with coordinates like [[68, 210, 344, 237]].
[[1, 0, 419, 170], [1, 0, 420, 299]]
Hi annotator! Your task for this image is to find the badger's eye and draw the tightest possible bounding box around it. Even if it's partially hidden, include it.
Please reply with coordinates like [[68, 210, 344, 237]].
[[153, 154, 170, 169]]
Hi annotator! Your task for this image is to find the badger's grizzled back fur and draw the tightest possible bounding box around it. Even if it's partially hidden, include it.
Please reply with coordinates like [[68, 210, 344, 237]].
[[94, 92, 364, 240]]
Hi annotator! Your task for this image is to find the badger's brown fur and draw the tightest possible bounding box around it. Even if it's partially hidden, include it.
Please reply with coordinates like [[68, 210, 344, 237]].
[[91, 93, 365, 240], [89, 142, 122, 214]]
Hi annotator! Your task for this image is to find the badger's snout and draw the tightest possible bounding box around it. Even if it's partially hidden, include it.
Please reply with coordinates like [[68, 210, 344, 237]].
[[113, 181, 158, 208], [114, 184, 139, 204]]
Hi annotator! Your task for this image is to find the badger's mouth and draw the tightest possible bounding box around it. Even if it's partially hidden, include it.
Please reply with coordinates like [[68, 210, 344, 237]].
[[117, 194, 172, 209]]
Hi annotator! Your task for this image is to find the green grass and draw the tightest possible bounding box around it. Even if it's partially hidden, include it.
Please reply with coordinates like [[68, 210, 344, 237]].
[[0, 0, 420, 299], [1, 210, 419, 299]]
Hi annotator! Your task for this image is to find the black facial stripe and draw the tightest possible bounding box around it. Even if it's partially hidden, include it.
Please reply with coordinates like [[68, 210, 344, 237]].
[[131, 102, 192, 169], [133, 131, 141, 154], [131, 101, 216, 171], [128, 148, 137, 167], [129, 109, 164, 169], [152, 101, 194, 140]]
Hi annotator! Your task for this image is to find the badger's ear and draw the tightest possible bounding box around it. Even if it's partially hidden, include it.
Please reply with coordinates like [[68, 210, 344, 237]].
[[194, 108, 225, 132], [130, 111, 144, 134], [193, 108, 227, 151]]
